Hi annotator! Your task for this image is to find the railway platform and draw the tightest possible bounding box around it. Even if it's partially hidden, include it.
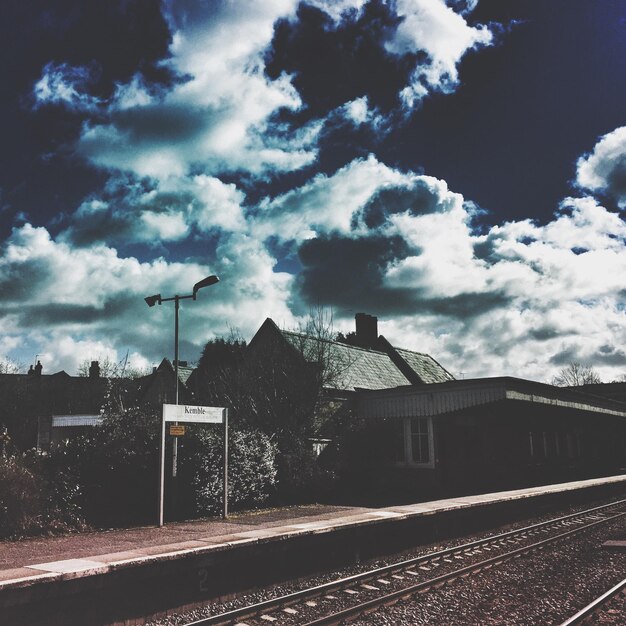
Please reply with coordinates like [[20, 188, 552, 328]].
[[2, 474, 626, 626]]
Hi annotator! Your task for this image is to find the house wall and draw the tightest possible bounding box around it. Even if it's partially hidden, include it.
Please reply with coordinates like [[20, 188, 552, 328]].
[[353, 399, 626, 504]]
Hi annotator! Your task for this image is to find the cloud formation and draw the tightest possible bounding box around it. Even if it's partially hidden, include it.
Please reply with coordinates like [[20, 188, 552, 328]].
[[0, 223, 294, 373], [2, 0, 625, 385], [250, 153, 626, 381], [577, 126, 626, 208]]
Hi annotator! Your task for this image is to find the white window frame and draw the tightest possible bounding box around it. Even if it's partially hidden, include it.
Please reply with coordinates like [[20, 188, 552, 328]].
[[397, 416, 435, 469]]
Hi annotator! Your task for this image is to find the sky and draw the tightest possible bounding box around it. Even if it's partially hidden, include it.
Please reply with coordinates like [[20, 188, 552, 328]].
[[1, 0, 626, 382]]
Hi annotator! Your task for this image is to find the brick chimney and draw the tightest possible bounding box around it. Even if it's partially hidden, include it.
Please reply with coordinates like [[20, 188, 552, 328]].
[[89, 360, 100, 378], [355, 313, 378, 348]]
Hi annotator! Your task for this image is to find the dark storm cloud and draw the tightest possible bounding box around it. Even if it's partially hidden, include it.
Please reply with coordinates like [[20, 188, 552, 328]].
[[295, 232, 512, 318], [15, 300, 131, 327], [549, 346, 581, 366], [550, 344, 626, 369], [528, 326, 566, 342], [63, 210, 134, 247], [594, 344, 626, 367], [108, 104, 208, 144], [418, 291, 511, 319], [295, 233, 415, 313], [265, 1, 421, 119], [356, 181, 447, 229], [61, 178, 197, 246], [0, 259, 51, 300]]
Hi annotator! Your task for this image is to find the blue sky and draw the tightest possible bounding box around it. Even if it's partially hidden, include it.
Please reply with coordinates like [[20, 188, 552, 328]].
[[1, 0, 625, 381]]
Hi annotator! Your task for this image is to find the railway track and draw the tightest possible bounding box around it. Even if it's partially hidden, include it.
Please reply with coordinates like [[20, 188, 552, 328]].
[[558, 575, 626, 625], [184, 498, 626, 626]]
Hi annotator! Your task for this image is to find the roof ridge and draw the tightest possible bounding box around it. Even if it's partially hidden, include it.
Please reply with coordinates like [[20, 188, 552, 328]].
[[392, 345, 435, 358], [280, 329, 388, 355]]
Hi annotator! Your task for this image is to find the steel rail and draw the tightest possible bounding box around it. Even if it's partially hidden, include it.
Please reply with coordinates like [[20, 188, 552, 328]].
[[299, 511, 626, 626], [185, 498, 626, 626], [558, 576, 626, 625]]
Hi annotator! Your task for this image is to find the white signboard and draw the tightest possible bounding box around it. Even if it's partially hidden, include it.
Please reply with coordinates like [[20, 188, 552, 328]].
[[159, 403, 229, 527], [162, 403, 225, 424]]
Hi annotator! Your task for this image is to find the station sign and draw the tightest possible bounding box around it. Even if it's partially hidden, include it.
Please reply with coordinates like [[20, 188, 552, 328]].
[[162, 404, 225, 424], [159, 403, 229, 527]]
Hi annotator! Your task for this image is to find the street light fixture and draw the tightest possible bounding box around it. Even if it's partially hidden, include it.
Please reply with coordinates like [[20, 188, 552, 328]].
[[193, 275, 219, 298], [144, 294, 162, 307], [144, 275, 219, 487]]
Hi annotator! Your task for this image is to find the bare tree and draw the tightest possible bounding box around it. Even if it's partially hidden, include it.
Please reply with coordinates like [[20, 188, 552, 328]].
[[77, 355, 149, 379], [0, 357, 22, 374], [292, 307, 355, 391], [551, 362, 602, 386]]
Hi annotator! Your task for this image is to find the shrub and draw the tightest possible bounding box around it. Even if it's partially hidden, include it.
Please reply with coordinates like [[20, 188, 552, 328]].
[[49, 406, 161, 527], [178, 427, 277, 516], [47, 407, 278, 526], [0, 448, 86, 539]]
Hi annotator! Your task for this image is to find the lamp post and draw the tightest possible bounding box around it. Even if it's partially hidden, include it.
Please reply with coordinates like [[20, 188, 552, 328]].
[[144, 275, 219, 514]]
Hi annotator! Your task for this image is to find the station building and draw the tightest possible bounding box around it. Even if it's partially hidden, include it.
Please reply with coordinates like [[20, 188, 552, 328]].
[[354, 376, 626, 501]]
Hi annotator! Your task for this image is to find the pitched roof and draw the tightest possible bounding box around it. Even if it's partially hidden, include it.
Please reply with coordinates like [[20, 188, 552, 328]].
[[248, 317, 454, 393], [281, 329, 413, 391], [176, 365, 194, 384], [391, 347, 454, 384]]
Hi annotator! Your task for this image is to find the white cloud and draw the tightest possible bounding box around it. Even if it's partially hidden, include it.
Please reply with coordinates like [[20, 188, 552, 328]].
[[255, 155, 408, 241], [33, 62, 100, 110], [387, 0, 493, 106], [77, 0, 319, 179], [62, 173, 248, 246], [258, 152, 626, 382], [0, 222, 296, 373], [576, 126, 626, 207]]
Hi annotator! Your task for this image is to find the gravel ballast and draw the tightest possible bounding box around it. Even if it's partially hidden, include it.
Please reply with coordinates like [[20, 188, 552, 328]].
[[145, 497, 626, 626]]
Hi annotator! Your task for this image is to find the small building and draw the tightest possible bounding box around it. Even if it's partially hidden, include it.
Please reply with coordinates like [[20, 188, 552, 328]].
[[0, 358, 196, 451], [356, 376, 626, 501]]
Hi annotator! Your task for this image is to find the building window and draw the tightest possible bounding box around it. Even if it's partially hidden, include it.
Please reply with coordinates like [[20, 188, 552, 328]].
[[529, 431, 545, 460], [410, 417, 431, 465], [396, 417, 435, 468]]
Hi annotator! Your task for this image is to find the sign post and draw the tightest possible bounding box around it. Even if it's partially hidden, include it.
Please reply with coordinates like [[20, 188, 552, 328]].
[[159, 404, 228, 527]]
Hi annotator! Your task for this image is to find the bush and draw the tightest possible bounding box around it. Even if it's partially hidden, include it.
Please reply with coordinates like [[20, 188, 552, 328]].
[[48, 406, 161, 527], [47, 407, 278, 526], [0, 448, 86, 539], [178, 427, 277, 516]]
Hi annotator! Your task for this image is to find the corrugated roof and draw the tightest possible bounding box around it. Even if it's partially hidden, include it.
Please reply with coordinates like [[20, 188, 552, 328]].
[[281, 331, 412, 391], [392, 347, 454, 384], [358, 376, 626, 419]]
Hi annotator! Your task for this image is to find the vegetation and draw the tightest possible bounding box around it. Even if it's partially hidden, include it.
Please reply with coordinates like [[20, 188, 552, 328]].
[[0, 357, 22, 374], [76, 355, 150, 378], [0, 374, 277, 534], [0, 309, 349, 535], [0, 430, 86, 538], [551, 362, 602, 386], [193, 309, 351, 503]]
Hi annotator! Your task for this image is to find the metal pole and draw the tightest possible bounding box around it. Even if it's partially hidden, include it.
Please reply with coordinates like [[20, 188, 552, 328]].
[[159, 409, 166, 526], [223, 408, 229, 519], [174, 296, 179, 405], [173, 296, 179, 478]]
